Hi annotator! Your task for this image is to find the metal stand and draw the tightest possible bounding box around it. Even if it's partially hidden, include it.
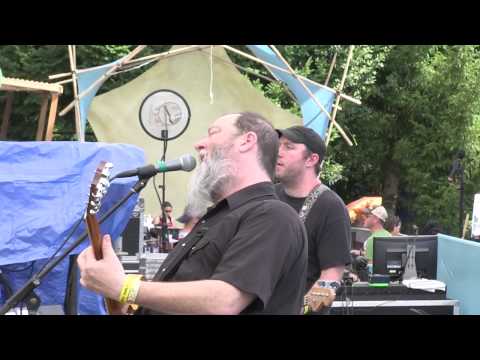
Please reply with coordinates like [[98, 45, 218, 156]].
[[159, 128, 170, 252], [403, 241, 417, 280], [0, 178, 150, 315]]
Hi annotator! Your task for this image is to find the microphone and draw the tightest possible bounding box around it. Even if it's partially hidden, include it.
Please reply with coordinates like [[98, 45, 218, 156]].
[[112, 154, 197, 180]]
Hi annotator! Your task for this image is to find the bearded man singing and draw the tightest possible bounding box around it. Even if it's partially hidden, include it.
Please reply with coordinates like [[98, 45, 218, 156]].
[[77, 112, 308, 315]]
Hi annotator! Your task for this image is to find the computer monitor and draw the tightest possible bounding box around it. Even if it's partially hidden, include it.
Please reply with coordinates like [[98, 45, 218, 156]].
[[351, 227, 371, 250], [373, 235, 438, 280]]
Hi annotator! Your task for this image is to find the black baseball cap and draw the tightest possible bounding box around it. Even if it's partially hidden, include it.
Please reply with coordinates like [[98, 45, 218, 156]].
[[276, 126, 327, 160]]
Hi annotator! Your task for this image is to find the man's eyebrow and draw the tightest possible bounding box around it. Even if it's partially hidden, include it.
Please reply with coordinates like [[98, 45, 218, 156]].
[[208, 126, 221, 134], [280, 138, 294, 145]]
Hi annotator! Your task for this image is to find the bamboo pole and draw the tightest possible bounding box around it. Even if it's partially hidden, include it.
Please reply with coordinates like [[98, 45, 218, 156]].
[[205, 51, 276, 82], [58, 45, 147, 117], [324, 52, 337, 86], [267, 45, 332, 121], [36, 93, 49, 140], [268, 45, 353, 146], [45, 94, 59, 141], [48, 45, 208, 80], [68, 45, 84, 141], [49, 72, 72, 80], [326, 46, 355, 146], [0, 92, 14, 140], [197, 48, 298, 104], [222, 45, 361, 106], [55, 78, 73, 85], [122, 45, 209, 66]]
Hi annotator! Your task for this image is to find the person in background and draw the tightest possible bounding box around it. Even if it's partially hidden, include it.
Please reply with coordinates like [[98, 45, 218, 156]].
[[153, 201, 177, 229], [362, 206, 391, 262], [385, 214, 403, 236], [420, 219, 443, 235], [176, 205, 202, 240]]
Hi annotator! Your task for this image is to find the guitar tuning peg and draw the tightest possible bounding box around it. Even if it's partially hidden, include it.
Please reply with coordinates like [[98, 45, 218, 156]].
[[103, 163, 114, 176], [99, 178, 110, 188]]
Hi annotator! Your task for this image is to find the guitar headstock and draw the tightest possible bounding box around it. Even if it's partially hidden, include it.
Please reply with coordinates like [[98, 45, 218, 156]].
[[87, 161, 114, 216]]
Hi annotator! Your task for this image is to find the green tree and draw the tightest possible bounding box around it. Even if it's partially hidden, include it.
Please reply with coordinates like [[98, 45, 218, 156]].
[[333, 45, 480, 235]]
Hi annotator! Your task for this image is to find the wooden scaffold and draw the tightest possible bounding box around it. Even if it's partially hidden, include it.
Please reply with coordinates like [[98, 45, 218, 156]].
[[0, 75, 63, 141]]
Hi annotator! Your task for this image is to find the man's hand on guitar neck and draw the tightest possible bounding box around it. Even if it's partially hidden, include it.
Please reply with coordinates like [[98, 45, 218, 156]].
[[304, 282, 336, 313], [77, 234, 128, 313]]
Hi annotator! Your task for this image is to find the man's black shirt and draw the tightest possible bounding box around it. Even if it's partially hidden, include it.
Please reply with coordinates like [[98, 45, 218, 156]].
[[275, 183, 351, 292], [140, 182, 307, 315]]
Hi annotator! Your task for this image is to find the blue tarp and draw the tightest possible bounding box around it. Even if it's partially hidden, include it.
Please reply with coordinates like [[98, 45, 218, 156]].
[[247, 45, 335, 138], [0, 141, 145, 314]]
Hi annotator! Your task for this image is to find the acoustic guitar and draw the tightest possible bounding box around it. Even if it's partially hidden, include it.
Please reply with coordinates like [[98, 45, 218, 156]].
[[85, 161, 125, 314]]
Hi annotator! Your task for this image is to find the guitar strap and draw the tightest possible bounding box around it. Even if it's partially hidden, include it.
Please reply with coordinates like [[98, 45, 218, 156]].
[[152, 224, 209, 282], [298, 183, 329, 224], [134, 226, 208, 315]]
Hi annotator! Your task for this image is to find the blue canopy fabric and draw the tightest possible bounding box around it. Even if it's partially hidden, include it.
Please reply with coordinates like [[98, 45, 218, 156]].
[[0, 141, 145, 314], [77, 59, 122, 136], [247, 45, 335, 138]]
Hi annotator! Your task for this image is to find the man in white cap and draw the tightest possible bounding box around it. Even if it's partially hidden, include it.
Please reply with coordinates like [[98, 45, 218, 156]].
[[363, 205, 391, 262]]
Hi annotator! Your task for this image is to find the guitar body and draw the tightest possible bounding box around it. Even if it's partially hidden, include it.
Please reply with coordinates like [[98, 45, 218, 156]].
[[86, 161, 124, 315]]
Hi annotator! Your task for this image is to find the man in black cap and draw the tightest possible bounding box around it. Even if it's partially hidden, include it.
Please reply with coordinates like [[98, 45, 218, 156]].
[[275, 125, 351, 314]]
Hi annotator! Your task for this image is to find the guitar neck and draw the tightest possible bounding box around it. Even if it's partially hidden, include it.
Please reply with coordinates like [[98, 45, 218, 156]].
[[86, 213, 103, 261], [85, 213, 125, 315]]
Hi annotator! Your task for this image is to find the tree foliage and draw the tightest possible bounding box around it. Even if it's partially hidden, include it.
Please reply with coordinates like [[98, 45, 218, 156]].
[[333, 45, 480, 234]]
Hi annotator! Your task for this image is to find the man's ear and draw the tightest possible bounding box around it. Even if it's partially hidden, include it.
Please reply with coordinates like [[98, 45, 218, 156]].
[[306, 153, 320, 168], [238, 131, 257, 153]]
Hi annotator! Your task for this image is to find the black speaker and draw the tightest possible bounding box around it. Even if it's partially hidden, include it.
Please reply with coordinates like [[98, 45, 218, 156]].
[[122, 217, 141, 256]]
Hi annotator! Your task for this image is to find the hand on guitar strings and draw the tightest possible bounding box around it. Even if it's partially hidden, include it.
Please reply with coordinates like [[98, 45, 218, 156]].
[[77, 234, 126, 301]]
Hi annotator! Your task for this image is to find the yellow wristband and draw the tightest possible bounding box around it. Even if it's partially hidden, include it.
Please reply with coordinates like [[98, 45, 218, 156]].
[[118, 275, 143, 304], [303, 305, 311, 315], [118, 278, 131, 304], [126, 275, 142, 304]]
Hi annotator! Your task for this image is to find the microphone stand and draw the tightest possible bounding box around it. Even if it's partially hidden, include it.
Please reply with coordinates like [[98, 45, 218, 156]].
[[160, 128, 169, 252], [0, 177, 150, 315]]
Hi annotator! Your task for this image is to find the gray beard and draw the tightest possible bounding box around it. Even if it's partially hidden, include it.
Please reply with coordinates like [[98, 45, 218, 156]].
[[187, 145, 236, 212]]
